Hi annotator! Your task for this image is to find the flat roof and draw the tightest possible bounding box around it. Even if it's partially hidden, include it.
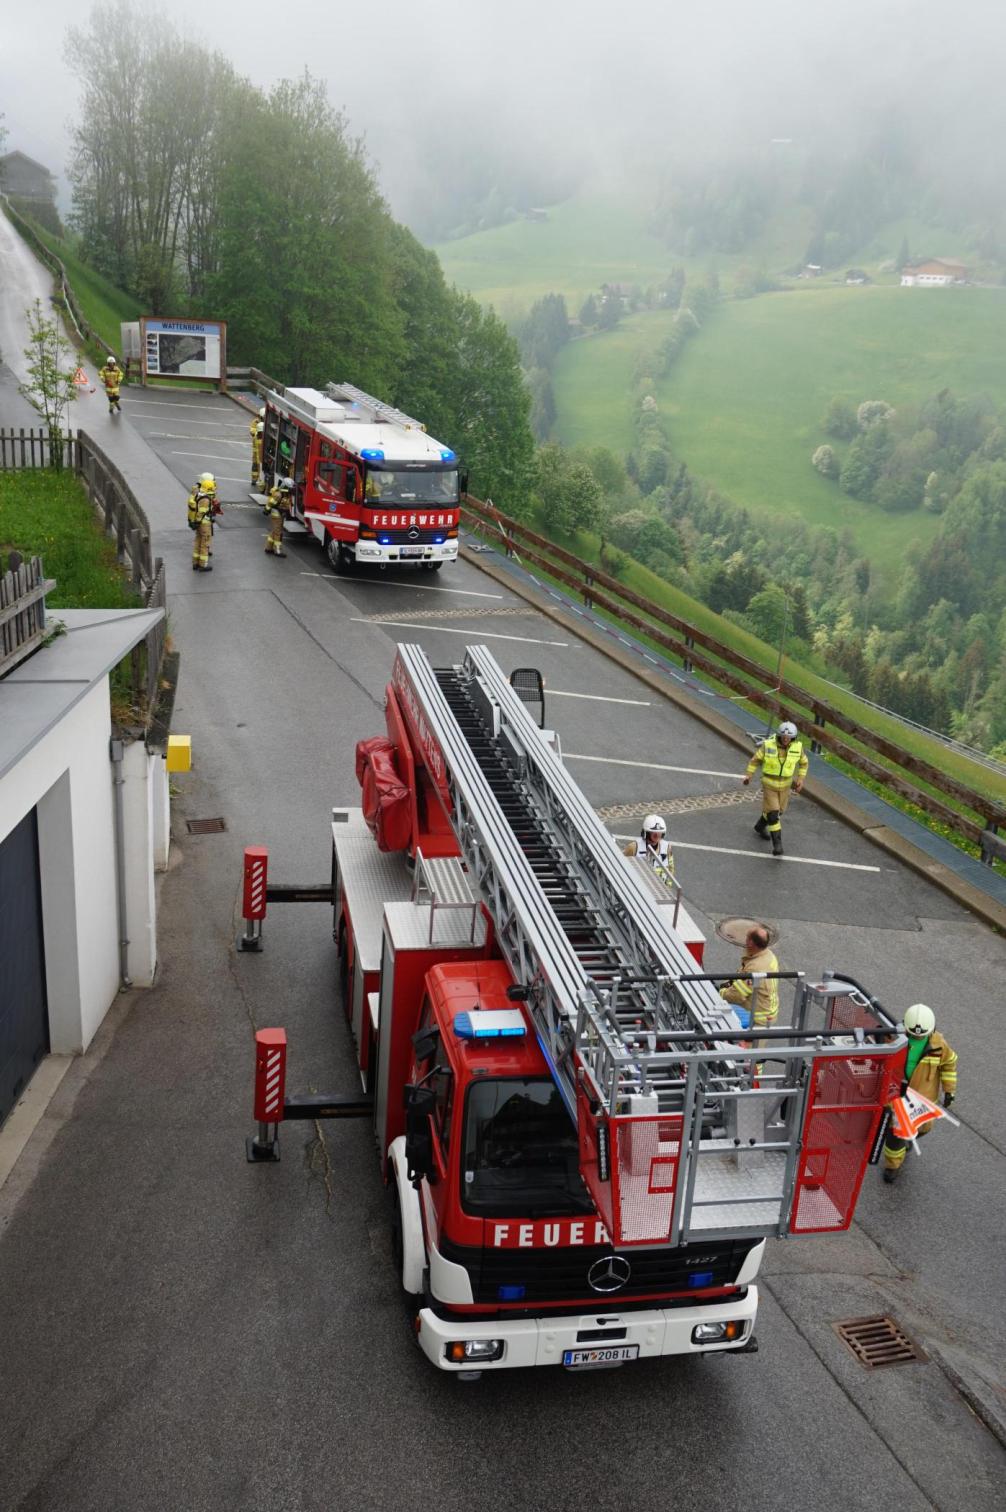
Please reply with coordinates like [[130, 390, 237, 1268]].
[[0, 606, 164, 780]]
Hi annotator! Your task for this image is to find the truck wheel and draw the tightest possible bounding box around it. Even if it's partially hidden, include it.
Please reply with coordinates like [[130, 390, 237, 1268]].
[[327, 538, 352, 573], [424, 562, 442, 573], [389, 1186, 421, 1319]]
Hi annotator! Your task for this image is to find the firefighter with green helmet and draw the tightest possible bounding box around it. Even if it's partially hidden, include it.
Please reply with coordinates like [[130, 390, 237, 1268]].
[[882, 1004, 958, 1182], [743, 720, 808, 856]]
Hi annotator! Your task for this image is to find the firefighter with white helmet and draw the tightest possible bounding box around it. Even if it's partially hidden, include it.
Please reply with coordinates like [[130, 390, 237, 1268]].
[[743, 719, 808, 856], [187, 472, 218, 572], [623, 813, 674, 883], [882, 1004, 958, 1183], [265, 476, 294, 557], [100, 354, 123, 414]]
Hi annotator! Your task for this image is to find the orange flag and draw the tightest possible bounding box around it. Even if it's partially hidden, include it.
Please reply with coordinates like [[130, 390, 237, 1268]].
[[889, 1088, 959, 1144]]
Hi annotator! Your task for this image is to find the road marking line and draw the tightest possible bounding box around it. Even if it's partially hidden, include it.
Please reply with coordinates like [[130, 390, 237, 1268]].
[[299, 572, 502, 599], [548, 690, 650, 707], [666, 839, 881, 872], [147, 432, 247, 445], [567, 753, 740, 779], [170, 450, 251, 462], [121, 398, 234, 410], [350, 617, 568, 647]]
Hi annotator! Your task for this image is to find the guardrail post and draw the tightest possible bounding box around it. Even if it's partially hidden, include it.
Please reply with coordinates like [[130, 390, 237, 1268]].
[[811, 704, 825, 755], [584, 568, 593, 609], [683, 633, 694, 674], [238, 845, 269, 951], [247, 1027, 286, 1161]]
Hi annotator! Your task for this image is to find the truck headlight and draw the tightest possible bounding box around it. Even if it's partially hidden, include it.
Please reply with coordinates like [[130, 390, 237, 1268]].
[[446, 1339, 505, 1363], [692, 1320, 745, 1345]]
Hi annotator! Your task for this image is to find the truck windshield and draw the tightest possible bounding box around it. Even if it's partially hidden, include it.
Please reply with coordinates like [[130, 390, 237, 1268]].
[[462, 1078, 594, 1217], [364, 468, 458, 505]]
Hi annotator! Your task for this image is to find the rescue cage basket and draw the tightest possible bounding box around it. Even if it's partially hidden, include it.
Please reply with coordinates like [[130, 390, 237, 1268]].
[[574, 977, 905, 1247]]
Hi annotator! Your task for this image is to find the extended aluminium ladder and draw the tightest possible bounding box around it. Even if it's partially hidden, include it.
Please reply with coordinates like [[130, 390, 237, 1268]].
[[395, 644, 904, 1245], [325, 381, 426, 433]]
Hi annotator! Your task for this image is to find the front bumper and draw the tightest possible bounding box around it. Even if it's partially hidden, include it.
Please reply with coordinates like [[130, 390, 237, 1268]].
[[355, 540, 458, 565], [416, 1287, 758, 1372]]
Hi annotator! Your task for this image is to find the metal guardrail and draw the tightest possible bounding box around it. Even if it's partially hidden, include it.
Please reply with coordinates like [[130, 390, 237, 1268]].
[[461, 495, 1006, 858]]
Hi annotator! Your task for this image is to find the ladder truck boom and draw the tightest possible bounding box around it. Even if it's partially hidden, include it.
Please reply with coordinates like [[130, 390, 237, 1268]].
[[389, 643, 906, 1248]]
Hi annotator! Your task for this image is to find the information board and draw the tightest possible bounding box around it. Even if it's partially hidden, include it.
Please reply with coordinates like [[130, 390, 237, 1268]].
[[140, 318, 227, 388]]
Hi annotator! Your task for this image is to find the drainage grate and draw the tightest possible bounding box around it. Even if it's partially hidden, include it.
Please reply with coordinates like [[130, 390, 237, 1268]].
[[186, 817, 227, 835], [833, 1316, 926, 1369]]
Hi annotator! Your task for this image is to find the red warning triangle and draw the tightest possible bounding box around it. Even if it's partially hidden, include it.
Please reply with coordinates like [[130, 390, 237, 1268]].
[[889, 1089, 945, 1141], [72, 366, 90, 388]]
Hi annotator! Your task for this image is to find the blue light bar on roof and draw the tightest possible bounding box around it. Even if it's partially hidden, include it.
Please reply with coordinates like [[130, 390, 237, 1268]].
[[440, 448, 457, 462], [454, 1010, 527, 1040], [360, 448, 385, 461]]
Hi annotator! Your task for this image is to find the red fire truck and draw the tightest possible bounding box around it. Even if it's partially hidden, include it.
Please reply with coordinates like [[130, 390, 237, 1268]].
[[246, 643, 906, 1378], [260, 382, 462, 572]]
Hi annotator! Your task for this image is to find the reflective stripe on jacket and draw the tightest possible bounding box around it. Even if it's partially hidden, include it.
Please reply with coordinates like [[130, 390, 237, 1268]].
[[101, 367, 121, 395], [747, 737, 808, 790], [720, 946, 779, 1028], [907, 1031, 957, 1101]]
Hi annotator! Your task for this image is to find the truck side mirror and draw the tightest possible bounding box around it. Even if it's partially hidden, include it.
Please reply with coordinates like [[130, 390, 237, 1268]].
[[403, 1083, 437, 1184], [459, 471, 469, 498], [346, 471, 357, 502]]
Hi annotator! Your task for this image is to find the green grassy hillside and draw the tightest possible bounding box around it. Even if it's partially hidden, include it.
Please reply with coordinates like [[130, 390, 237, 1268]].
[[19, 220, 142, 357], [553, 285, 1006, 574]]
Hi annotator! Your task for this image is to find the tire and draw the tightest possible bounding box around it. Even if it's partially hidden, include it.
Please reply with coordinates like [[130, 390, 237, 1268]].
[[327, 537, 352, 572], [424, 561, 443, 573], [389, 1182, 421, 1320]]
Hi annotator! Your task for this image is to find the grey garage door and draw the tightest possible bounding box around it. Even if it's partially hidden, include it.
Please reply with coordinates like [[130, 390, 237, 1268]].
[[0, 809, 49, 1127]]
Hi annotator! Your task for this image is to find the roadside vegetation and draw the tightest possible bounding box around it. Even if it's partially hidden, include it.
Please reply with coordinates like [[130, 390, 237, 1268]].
[[0, 468, 139, 610]]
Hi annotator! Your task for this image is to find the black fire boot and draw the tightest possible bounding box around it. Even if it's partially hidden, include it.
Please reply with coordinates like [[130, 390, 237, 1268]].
[[754, 816, 769, 838], [771, 831, 784, 856]]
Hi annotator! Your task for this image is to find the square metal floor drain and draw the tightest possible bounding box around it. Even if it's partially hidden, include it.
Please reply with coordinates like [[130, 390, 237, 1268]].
[[186, 817, 227, 835], [833, 1316, 926, 1368]]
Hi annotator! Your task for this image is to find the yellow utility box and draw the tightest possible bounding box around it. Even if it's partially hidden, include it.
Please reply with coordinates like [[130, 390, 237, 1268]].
[[166, 734, 192, 773]]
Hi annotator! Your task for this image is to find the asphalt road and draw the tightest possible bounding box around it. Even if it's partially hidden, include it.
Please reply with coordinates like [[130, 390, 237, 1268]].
[[0, 249, 1003, 1510]]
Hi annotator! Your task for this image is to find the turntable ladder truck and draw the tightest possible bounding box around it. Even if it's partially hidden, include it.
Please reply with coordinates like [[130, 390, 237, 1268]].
[[247, 642, 906, 1375]]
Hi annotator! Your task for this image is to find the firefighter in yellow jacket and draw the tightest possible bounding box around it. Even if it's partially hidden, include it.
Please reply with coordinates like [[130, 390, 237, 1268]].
[[187, 473, 218, 572], [719, 924, 779, 1031], [743, 720, 808, 856], [265, 476, 294, 557], [250, 408, 265, 489], [100, 355, 123, 414], [882, 1003, 958, 1183]]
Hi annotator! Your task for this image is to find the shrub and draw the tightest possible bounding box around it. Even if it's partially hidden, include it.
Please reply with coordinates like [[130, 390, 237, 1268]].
[[857, 399, 895, 429], [812, 444, 839, 478]]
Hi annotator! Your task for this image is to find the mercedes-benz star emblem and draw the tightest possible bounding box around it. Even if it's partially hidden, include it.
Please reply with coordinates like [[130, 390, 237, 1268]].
[[408, 526, 420, 541], [587, 1255, 632, 1293]]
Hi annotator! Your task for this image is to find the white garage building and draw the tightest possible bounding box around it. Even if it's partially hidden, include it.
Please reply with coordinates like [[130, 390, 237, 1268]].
[[0, 605, 166, 1128]]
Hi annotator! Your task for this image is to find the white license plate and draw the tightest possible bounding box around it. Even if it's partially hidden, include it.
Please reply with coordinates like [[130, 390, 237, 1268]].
[[399, 545, 426, 557], [562, 1345, 639, 1368]]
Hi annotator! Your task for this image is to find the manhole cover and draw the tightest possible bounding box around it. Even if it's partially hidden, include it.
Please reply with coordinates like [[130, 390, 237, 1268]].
[[186, 817, 227, 834], [833, 1316, 926, 1369], [715, 917, 780, 948]]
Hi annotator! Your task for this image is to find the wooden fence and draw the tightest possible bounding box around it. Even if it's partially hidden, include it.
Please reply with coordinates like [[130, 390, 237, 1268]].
[[0, 552, 56, 678], [462, 495, 1006, 858], [0, 426, 78, 470]]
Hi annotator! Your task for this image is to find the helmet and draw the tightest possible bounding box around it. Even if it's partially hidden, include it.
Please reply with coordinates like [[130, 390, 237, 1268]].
[[642, 814, 666, 837], [279, 476, 294, 492], [904, 1003, 936, 1038], [198, 472, 216, 491], [105, 355, 117, 366], [778, 721, 798, 741], [255, 420, 264, 434], [258, 407, 266, 419]]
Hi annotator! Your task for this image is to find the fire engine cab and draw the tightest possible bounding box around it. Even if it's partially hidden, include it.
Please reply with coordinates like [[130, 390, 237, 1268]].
[[247, 643, 906, 1377], [260, 382, 462, 572]]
